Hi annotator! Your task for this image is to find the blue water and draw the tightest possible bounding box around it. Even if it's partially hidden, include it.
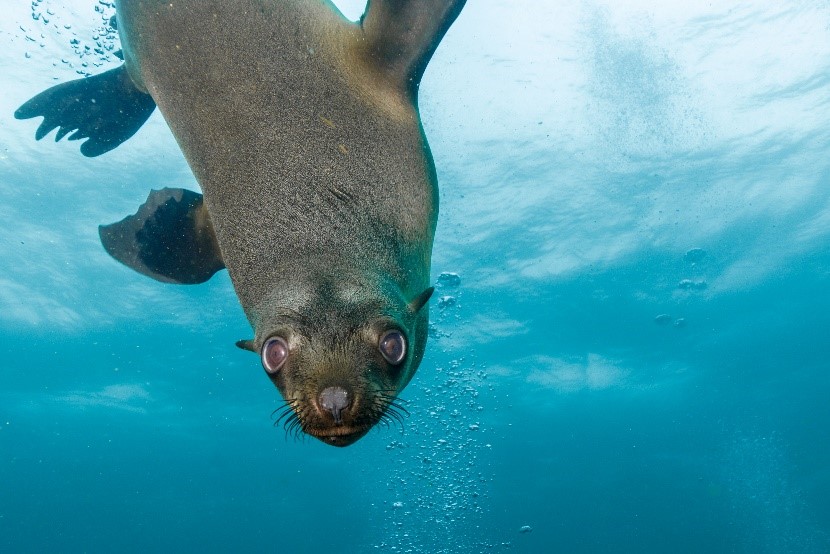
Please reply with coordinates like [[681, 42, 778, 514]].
[[2, 1, 829, 552]]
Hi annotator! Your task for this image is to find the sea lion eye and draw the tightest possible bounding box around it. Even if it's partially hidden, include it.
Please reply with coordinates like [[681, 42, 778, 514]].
[[261, 336, 289, 374], [379, 330, 406, 365]]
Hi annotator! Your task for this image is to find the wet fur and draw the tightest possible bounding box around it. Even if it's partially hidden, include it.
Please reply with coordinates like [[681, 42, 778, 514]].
[[18, 0, 465, 447]]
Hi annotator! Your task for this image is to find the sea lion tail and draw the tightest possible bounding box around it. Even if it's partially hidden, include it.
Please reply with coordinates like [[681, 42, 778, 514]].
[[14, 64, 155, 157], [99, 188, 225, 285], [359, 0, 467, 95]]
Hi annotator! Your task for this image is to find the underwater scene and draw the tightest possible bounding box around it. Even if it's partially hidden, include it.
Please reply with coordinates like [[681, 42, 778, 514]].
[[2, 0, 829, 552]]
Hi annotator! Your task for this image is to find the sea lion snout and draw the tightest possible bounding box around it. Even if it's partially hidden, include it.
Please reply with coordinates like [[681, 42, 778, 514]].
[[318, 386, 350, 424]]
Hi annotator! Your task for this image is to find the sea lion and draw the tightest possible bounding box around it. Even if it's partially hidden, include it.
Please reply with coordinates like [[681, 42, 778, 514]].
[[15, 0, 466, 447]]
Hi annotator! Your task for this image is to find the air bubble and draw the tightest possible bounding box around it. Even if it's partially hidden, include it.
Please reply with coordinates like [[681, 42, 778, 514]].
[[438, 295, 457, 309], [436, 272, 461, 288], [684, 248, 707, 263], [678, 279, 707, 291]]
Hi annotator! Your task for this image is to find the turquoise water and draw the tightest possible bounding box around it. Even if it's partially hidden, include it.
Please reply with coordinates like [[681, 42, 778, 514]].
[[2, 1, 830, 552]]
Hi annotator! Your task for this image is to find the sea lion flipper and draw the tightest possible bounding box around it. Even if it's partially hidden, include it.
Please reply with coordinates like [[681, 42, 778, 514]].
[[360, 0, 467, 93], [99, 188, 225, 284], [14, 65, 155, 157]]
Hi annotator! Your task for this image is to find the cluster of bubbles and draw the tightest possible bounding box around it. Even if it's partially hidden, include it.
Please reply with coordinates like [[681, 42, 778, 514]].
[[428, 272, 462, 340], [654, 248, 709, 329], [371, 272, 512, 552], [654, 312, 686, 328], [27, 0, 120, 75]]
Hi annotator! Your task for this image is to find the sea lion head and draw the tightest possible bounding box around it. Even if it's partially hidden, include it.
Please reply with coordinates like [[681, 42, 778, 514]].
[[239, 279, 433, 447]]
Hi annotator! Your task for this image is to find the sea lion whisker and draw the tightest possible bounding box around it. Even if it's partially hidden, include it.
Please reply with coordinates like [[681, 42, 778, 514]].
[[379, 410, 405, 433], [286, 419, 299, 441], [271, 400, 294, 415], [284, 411, 299, 429], [292, 421, 308, 442], [283, 413, 302, 440], [383, 417, 400, 431], [376, 393, 410, 407], [375, 393, 395, 402], [285, 422, 300, 442], [376, 396, 410, 418], [285, 427, 297, 442], [292, 416, 307, 438], [274, 407, 297, 427], [384, 416, 405, 434], [387, 401, 410, 417], [383, 407, 405, 428], [391, 407, 410, 426]]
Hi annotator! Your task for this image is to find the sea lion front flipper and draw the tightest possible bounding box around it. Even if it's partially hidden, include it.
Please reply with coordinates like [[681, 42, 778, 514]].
[[359, 0, 467, 94], [99, 188, 225, 285], [14, 64, 155, 157]]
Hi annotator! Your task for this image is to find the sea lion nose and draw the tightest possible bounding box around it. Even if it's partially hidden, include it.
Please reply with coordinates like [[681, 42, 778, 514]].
[[319, 386, 350, 424]]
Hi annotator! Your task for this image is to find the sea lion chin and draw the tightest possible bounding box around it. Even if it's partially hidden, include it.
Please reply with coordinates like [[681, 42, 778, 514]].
[[315, 429, 372, 448]]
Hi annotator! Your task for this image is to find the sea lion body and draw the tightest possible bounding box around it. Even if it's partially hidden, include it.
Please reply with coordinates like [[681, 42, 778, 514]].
[[15, 0, 465, 446], [118, 0, 437, 315]]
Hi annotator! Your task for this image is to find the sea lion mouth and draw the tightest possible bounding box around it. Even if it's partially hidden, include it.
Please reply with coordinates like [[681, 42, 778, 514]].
[[271, 392, 409, 447], [306, 426, 371, 447]]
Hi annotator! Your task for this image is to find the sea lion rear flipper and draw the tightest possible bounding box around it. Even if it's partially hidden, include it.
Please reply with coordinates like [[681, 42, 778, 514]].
[[359, 0, 467, 93], [14, 64, 155, 157], [99, 188, 225, 284]]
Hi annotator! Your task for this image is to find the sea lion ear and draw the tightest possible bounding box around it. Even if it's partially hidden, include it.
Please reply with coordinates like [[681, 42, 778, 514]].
[[235, 339, 256, 352], [408, 287, 434, 313], [359, 0, 466, 94]]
